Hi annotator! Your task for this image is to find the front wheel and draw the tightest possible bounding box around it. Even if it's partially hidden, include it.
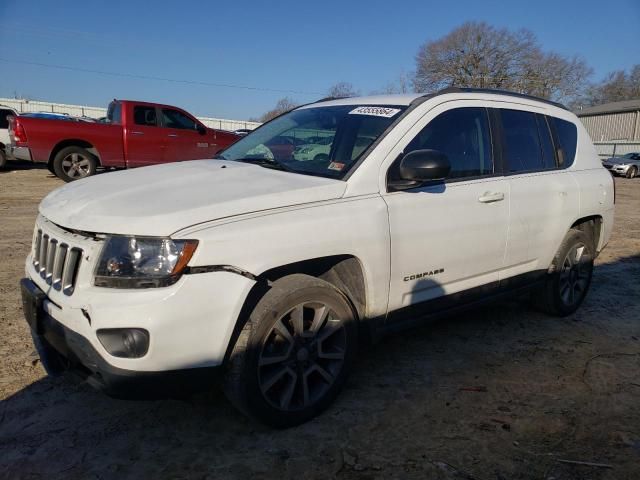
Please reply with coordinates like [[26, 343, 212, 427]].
[[224, 274, 358, 428], [626, 166, 637, 179], [52, 146, 98, 182], [532, 229, 594, 316]]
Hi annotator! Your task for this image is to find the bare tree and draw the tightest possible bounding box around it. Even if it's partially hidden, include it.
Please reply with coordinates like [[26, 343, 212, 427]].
[[413, 22, 591, 104], [585, 64, 640, 105], [380, 71, 412, 94], [258, 97, 298, 122], [327, 82, 359, 98]]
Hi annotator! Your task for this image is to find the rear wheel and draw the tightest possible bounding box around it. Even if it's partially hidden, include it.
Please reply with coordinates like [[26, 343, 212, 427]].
[[224, 274, 358, 427], [626, 166, 637, 179], [52, 146, 98, 182], [0, 149, 6, 169], [532, 229, 594, 316]]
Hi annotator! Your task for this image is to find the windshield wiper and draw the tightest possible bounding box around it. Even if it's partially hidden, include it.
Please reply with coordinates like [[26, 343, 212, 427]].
[[231, 157, 290, 171]]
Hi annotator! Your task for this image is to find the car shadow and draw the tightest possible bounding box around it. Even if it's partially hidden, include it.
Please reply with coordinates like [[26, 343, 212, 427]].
[[1, 254, 639, 478]]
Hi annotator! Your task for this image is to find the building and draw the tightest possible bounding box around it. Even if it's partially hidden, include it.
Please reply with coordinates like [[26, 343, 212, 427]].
[[575, 99, 640, 158], [576, 99, 640, 142]]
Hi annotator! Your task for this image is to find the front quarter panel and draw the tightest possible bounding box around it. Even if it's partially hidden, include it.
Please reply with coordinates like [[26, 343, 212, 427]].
[[177, 196, 391, 319]]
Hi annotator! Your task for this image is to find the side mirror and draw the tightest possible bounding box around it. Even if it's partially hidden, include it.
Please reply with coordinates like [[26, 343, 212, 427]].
[[196, 124, 207, 135], [399, 149, 450, 183]]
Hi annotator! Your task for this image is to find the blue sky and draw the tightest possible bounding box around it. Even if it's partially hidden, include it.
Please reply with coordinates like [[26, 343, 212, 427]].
[[0, 0, 638, 120]]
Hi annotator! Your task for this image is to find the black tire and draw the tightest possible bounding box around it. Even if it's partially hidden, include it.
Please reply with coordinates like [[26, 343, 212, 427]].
[[224, 274, 358, 428], [46, 162, 56, 175], [532, 229, 594, 317], [626, 166, 637, 179], [0, 148, 6, 169], [52, 146, 98, 182]]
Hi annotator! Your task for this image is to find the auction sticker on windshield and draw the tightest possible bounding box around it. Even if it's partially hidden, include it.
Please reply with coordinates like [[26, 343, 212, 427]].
[[349, 106, 401, 118]]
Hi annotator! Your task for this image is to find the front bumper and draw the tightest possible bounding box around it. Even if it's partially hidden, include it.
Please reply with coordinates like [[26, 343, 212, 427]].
[[21, 278, 223, 397], [8, 145, 32, 161], [603, 163, 630, 175]]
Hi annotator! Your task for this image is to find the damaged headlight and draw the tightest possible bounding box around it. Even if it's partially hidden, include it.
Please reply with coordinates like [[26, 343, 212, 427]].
[[95, 236, 198, 288]]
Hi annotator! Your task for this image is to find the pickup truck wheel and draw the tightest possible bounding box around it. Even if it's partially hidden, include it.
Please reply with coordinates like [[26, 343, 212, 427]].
[[532, 229, 594, 317], [224, 274, 357, 428], [0, 149, 6, 169], [53, 146, 98, 182], [626, 166, 637, 179]]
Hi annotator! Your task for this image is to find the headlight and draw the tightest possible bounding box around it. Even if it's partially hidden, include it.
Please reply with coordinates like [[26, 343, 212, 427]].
[[95, 236, 198, 288]]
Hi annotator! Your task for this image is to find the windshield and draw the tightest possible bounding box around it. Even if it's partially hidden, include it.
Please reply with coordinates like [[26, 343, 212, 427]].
[[622, 153, 639, 160], [217, 104, 406, 179]]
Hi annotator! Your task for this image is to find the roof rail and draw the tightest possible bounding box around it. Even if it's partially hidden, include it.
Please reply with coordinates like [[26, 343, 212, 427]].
[[424, 87, 569, 111], [312, 95, 353, 104]]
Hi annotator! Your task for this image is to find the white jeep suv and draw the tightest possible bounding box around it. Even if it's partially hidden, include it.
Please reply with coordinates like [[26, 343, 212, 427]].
[[21, 88, 614, 427]]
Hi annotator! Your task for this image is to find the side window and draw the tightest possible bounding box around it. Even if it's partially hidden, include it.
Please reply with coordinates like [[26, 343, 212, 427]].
[[536, 114, 557, 169], [549, 117, 578, 168], [404, 107, 493, 179], [133, 106, 157, 127], [161, 109, 197, 130], [501, 109, 543, 173], [0, 109, 13, 129], [107, 102, 122, 125]]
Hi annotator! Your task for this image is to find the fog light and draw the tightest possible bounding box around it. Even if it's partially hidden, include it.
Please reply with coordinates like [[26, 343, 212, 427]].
[[97, 328, 149, 358]]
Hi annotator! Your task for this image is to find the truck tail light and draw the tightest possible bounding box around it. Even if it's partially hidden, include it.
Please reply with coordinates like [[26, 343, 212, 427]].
[[10, 117, 28, 146]]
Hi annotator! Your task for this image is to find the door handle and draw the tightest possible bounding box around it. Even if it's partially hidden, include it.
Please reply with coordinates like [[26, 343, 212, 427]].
[[130, 131, 144, 135], [167, 134, 178, 138], [478, 192, 505, 203]]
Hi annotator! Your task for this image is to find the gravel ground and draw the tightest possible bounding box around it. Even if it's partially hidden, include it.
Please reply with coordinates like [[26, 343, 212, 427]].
[[1, 164, 639, 480]]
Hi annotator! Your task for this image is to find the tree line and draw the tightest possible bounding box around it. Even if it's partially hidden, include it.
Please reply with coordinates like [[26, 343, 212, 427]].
[[257, 22, 638, 122]]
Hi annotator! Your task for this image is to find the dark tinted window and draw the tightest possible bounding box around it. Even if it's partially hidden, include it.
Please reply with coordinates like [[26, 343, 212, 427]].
[[0, 109, 13, 129], [549, 117, 578, 167], [501, 109, 543, 172], [536, 114, 557, 169], [133, 106, 157, 126], [161, 109, 197, 130], [405, 107, 493, 178], [107, 102, 122, 124]]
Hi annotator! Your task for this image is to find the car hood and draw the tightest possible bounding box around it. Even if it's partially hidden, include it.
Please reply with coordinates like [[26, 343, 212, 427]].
[[603, 158, 630, 165], [40, 160, 347, 236]]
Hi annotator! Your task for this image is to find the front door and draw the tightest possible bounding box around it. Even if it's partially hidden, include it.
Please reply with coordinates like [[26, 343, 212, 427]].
[[383, 105, 509, 315], [160, 108, 212, 162]]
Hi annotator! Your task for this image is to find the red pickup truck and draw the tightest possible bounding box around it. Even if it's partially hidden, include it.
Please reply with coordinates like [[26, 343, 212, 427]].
[[8, 100, 241, 181]]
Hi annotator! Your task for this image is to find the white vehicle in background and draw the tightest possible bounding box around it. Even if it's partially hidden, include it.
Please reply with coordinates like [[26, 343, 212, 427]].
[[21, 88, 614, 427], [0, 105, 18, 168]]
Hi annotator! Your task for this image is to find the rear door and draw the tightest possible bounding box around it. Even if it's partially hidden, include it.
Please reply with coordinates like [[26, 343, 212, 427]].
[[159, 108, 213, 161], [124, 104, 167, 167], [498, 108, 580, 282]]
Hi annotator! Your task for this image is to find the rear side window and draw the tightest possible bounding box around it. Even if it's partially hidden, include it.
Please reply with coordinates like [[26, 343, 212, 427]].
[[404, 107, 493, 179], [501, 109, 544, 173], [549, 117, 578, 168], [0, 109, 13, 129], [133, 106, 157, 126], [107, 102, 122, 124], [536, 114, 557, 169]]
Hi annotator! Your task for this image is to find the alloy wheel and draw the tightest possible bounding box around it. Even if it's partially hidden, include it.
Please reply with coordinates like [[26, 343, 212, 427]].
[[559, 243, 591, 307], [258, 302, 347, 412], [61, 153, 92, 178]]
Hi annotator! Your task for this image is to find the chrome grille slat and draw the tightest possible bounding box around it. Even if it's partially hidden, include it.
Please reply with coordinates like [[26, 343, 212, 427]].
[[31, 226, 83, 296]]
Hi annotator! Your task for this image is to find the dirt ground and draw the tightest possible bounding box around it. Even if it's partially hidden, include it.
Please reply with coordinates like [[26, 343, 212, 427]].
[[0, 163, 638, 480]]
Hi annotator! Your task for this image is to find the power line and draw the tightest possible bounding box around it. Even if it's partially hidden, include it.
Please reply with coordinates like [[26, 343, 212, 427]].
[[0, 58, 323, 96]]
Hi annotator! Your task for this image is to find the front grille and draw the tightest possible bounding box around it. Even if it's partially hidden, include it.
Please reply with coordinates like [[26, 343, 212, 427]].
[[33, 228, 83, 295]]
